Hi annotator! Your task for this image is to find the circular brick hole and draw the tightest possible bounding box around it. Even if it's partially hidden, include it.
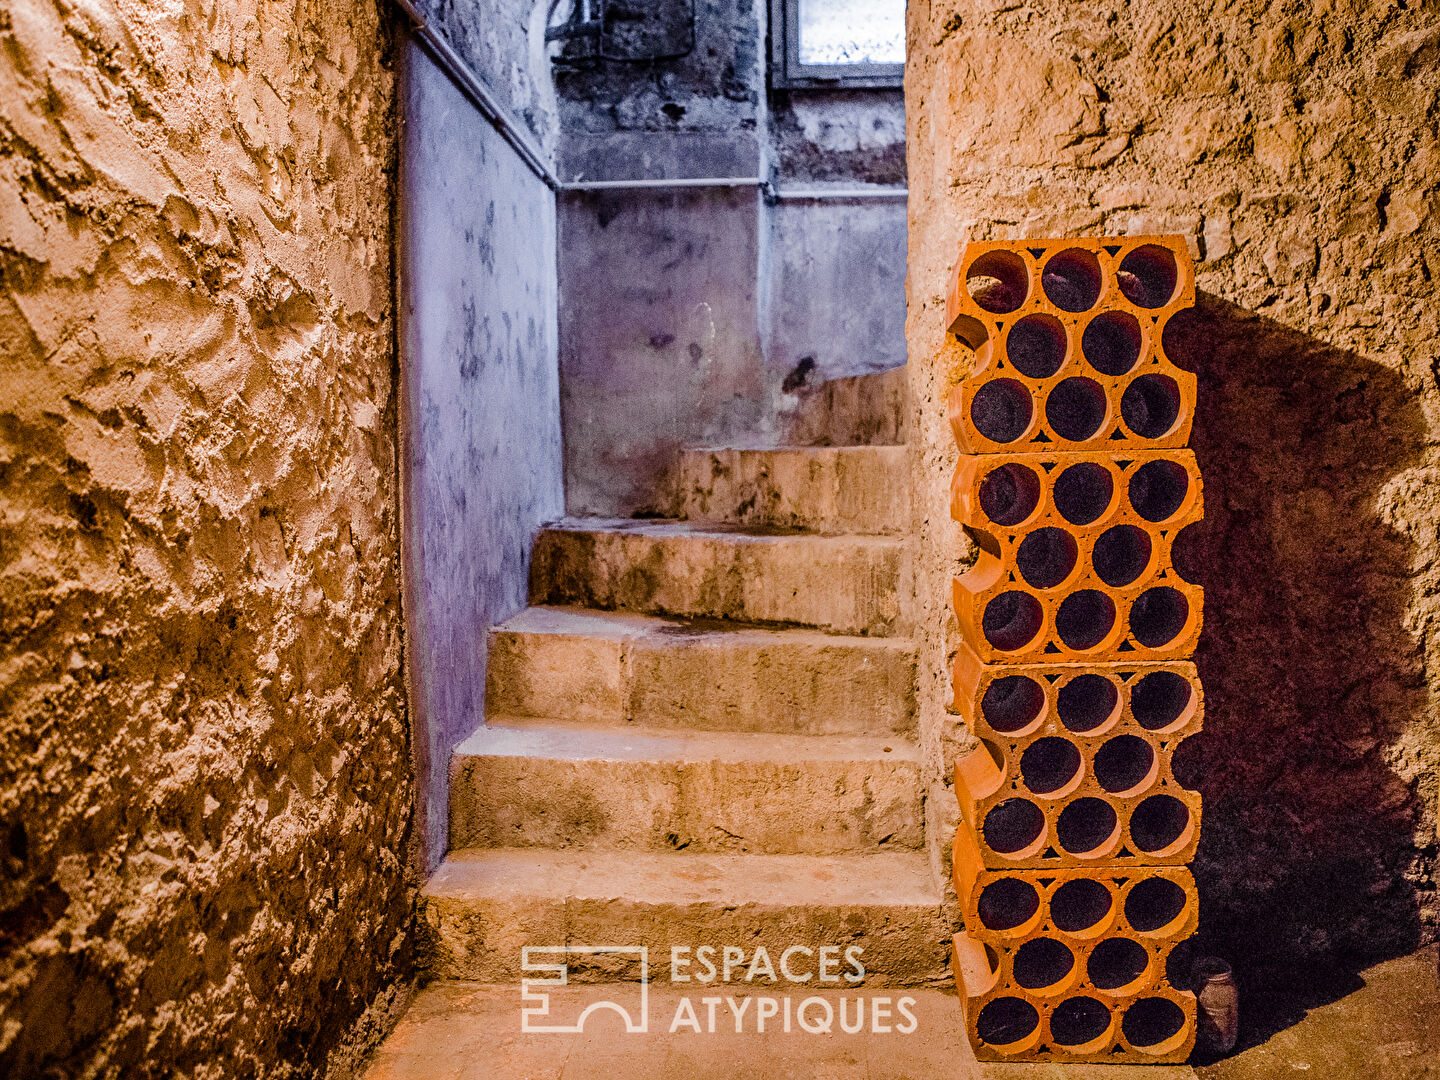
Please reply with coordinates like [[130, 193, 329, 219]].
[[1013, 938, 1076, 991], [1125, 877, 1188, 934], [1017, 528, 1079, 589], [1128, 460, 1190, 522], [1050, 995, 1112, 1046], [1170, 521, 1204, 584], [1088, 937, 1150, 991], [1042, 249, 1103, 312], [1056, 590, 1116, 651], [981, 675, 1047, 734], [984, 798, 1046, 854], [1007, 314, 1068, 378], [1051, 878, 1113, 934], [983, 591, 1045, 652], [1121, 374, 1182, 439], [1046, 376, 1108, 441], [979, 877, 1041, 932], [1082, 311, 1142, 376], [971, 378, 1034, 444], [1056, 797, 1119, 856], [1092, 524, 1152, 587], [1130, 794, 1192, 855], [1057, 674, 1120, 734], [1130, 587, 1189, 648], [1122, 997, 1187, 1049], [967, 250, 1030, 314], [1093, 735, 1156, 795], [1129, 671, 1195, 731], [1118, 245, 1180, 309], [1054, 462, 1114, 525], [978, 463, 1042, 526], [976, 996, 1040, 1047], [1020, 737, 1084, 795]]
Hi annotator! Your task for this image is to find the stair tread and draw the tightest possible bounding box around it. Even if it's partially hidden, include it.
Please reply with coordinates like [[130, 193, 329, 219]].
[[426, 847, 942, 906], [541, 517, 900, 546], [457, 718, 917, 765], [495, 604, 914, 649]]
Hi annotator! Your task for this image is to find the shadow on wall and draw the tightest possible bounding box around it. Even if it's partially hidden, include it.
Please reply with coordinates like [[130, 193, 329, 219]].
[[1166, 292, 1430, 1048]]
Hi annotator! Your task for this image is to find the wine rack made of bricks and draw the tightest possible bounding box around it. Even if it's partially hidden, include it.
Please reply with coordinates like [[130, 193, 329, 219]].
[[947, 235, 1201, 1065]]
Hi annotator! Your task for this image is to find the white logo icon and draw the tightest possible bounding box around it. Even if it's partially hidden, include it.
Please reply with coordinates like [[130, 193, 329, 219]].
[[520, 946, 649, 1034]]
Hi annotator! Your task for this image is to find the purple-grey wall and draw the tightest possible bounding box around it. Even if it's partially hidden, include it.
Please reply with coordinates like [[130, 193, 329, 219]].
[[399, 40, 562, 868]]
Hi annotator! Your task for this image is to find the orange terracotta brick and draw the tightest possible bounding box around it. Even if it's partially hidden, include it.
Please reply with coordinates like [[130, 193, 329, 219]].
[[952, 862, 1199, 948], [951, 449, 1203, 541], [951, 450, 1203, 663], [952, 764, 1201, 870], [951, 651, 1204, 743], [943, 235, 1203, 1065], [945, 237, 1196, 455], [953, 569, 1202, 664], [951, 932, 1197, 1063]]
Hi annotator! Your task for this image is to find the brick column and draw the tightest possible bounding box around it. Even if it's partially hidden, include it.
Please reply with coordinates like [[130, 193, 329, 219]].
[[945, 236, 1203, 1063]]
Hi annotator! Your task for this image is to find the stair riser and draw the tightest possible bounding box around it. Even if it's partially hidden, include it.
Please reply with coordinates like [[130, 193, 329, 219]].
[[530, 530, 907, 636], [419, 894, 951, 986], [486, 628, 917, 736], [449, 755, 923, 856], [671, 448, 908, 535], [781, 367, 908, 447]]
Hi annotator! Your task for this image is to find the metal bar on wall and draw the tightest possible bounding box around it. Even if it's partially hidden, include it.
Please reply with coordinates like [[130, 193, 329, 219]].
[[391, 0, 561, 190]]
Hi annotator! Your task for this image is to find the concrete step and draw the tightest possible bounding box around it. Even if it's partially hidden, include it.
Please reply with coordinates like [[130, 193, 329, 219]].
[[780, 366, 909, 447], [487, 606, 916, 736], [671, 445, 908, 535], [448, 719, 923, 856], [529, 519, 906, 637], [418, 848, 950, 986]]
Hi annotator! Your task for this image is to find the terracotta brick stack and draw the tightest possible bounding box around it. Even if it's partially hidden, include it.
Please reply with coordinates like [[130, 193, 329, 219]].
[[945, 236, 1203, 1063]]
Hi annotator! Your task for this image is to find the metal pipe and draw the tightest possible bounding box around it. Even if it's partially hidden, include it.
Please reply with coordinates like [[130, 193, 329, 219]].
[[769, 186, 909, 201], [391, 0, 561, 190], [561, 176, 764, 192]]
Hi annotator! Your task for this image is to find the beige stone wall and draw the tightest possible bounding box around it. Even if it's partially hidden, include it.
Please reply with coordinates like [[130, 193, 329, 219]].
[[906, 0, 1440, 975], [0, 0, 411, 1075]]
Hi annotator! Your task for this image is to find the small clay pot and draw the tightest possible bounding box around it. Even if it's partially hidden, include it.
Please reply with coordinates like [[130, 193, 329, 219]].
[[1192, 956, 1239, 1054]]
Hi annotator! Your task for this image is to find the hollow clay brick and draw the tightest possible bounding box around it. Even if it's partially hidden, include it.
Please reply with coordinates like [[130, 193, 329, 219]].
[[951, 653, 1204, 743], [952, 765, 1202, 869], [951, 450, 1204, 663], [953, 862, 1199, 947], [946, 237, 1197, 455], [952, 932, 1197, 1063], [945, 235, 1203, 1064], [951, 654, 1203, 866]]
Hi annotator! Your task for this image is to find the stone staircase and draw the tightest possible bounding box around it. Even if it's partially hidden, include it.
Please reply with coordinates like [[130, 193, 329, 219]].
[[418, 368, 949, 989]]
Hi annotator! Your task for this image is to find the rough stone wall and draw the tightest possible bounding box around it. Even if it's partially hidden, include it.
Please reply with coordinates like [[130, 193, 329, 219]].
[[906, 0, 1440, 987], [555, 0, 764, 181], [0, 0, 412, 1075]]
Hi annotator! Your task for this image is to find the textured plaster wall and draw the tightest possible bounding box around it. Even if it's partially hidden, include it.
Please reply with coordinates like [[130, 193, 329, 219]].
[[906, 0, 1440, 982], [399, 39, 561, 868], [0, 0, 411, 1075]]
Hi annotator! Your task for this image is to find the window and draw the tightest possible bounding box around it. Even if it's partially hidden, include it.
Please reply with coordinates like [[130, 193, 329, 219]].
[[770, 0, 905, 89]]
